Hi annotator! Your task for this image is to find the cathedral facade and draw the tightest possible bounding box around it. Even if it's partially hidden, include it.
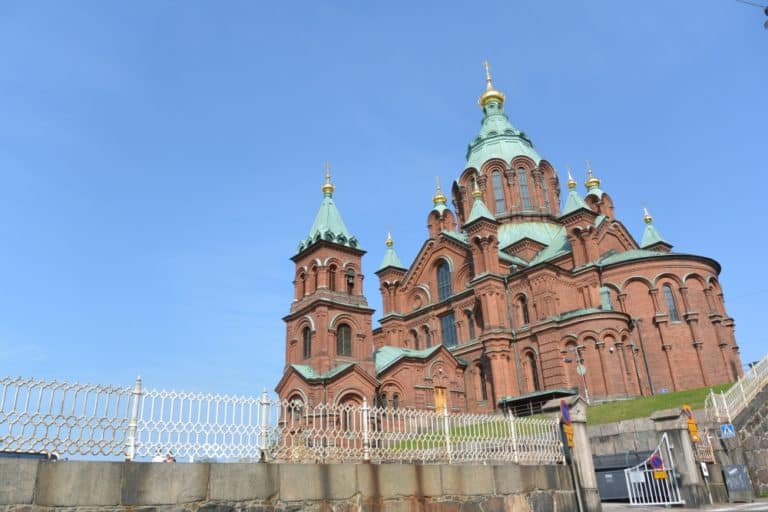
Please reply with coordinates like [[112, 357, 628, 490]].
[[275, 69, 742, 414]]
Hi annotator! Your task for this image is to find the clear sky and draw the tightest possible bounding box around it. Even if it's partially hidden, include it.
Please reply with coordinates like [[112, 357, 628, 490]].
[[1, 1, 766, 396]]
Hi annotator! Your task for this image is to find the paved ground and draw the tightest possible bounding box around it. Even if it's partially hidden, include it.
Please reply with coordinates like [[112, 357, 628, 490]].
[[602, 498, 768, 511]]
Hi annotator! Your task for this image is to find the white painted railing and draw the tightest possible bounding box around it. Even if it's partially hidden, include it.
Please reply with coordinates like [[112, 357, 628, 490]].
[[0, 376, 564, 465], [705, 353, 768, 424]]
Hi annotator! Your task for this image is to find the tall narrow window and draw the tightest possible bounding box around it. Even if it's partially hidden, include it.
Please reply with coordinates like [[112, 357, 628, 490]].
[[337, 324, 352, 356], [479, 364, 489, 401], [346, 270, 355, 294], [440, 312, 458, 348], [519, 296, 530, 325], [392, 394, 400, 409], [410, 329, 419, 350], [328, 265, 337, 292], [466, 311, 476, 340], [527, 352, 541, 391], [312, 266, 319, 292], [663, 284, 680, 321], [518, 168, 532, 210], [541, 175, 550, 211], [437, 260, 452, 300], [492, 170, 505, 214], [423, 326, 432, 348], [302, 327, 311, 359], [299, 273, 306, 296]]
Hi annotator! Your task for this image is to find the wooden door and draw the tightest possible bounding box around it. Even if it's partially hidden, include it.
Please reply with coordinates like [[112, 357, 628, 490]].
[[434, 386, 447, 411]]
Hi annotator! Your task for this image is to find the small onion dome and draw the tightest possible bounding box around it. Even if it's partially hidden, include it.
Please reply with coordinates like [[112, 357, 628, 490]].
[[321, 163, 334, 196], [385, 230, 394, 247], [567, 167, 577, 190], [643, 207, 653, 224], [584, 161, 601, 189], [478, 60, 506, 107], [472, 176, 483, 199], [433, 180, 448, 206]]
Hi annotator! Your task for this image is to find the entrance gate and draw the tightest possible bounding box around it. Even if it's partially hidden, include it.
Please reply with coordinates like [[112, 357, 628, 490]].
[[624, 433, 685, 506]]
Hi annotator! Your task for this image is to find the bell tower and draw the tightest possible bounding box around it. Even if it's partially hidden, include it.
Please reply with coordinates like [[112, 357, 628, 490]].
[[283, 167, 375, 377]]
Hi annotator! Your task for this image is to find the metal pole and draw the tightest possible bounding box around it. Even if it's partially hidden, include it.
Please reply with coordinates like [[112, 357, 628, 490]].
[[362, 397, 371, 462], [633, 318, 655, 395], [443, 404, 452, 463], [125, 376, 142, 461], [578, 348, 590, 405], [259, 388, 270, 462]]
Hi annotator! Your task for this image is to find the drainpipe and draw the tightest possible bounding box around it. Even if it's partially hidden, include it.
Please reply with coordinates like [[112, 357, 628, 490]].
[[632, 317, 655, 395]]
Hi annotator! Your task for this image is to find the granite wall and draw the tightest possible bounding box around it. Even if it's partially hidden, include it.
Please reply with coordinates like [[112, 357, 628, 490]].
[[0, 459, 578, 512]]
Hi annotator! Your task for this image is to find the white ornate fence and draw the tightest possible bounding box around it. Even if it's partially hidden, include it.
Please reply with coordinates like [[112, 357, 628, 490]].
[[705, 353, 768, 424], [1, 376, 564, 465]]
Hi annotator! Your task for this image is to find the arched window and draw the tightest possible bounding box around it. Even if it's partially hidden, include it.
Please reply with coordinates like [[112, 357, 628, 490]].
[[410, 328, 419, 350], [378, 393, 388, 408], [437, 260, 452, 300], [440, 312, 458, 348], [541, 175, 550, 211], [466, 311, 475, 340], [289, 397, 304, 422], [299, 273, 306, 296], [346, 269, 355, 294], [663, 284, 680, 321], [478, 364, 489, 401], [337, 324, 352, 356], [392, 394, 400, 409], [518, 296, 530, 326], [302, 327, 311, 359], [518, 168, 531, 210], [312, 265, 319, 292], [492, 170, 505, 213], [526, 352, 541, 391], [328, 265, 337, 292], [423, 326, 432, 348]]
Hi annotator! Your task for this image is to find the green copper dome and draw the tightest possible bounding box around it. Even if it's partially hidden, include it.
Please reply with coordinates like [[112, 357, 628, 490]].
[[465, 99, 541, 170], [297, 173, 359, 254]]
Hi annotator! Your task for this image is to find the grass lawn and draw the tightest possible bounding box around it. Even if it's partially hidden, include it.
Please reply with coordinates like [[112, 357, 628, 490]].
[[587, 383, 731, 425]]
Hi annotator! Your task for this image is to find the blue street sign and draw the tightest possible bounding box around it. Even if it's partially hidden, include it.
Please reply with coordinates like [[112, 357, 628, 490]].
[[720, 423, 736, 439]]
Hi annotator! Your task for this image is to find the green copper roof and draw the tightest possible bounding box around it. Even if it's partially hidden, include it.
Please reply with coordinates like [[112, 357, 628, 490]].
[[585, 186, 605, 200], [497, 222, 571, 266], [467, 195, 495, 223], [561, 188, 589, 215], [297, 189, 359, 254], [374, 345, 442, 374], [641, 222, 668, 248], [291, 362, 354, 381], [465, 100, 541, 170], [597, 248, 665, 266], [379, 245, 405, 271]]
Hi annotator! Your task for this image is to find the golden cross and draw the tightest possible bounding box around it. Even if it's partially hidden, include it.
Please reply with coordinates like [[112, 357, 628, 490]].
[[483, 60, 493, 88]]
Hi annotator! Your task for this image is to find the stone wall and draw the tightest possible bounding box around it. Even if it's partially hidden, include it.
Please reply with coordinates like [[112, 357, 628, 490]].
[[726, 384, 768, 496], [0, 460, 577, 512]]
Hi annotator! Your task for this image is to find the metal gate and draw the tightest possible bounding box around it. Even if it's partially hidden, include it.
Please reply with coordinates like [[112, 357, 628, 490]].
[[624, 433, 685, 506]]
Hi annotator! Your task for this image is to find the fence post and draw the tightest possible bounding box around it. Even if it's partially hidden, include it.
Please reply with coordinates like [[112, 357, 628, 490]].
[[442, 404, 452, 464], [507, 409, 519, 463], [259, 388, 270, 461], [709, 389, 720, 422], [125, 376, 142, 461], [721, 391, 732, 424], [362, 397, 371, 463], [738, 378, 747, 403]]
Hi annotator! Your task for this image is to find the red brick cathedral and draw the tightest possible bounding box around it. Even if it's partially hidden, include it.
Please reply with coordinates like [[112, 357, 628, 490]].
[[276, 68, 742, 414]]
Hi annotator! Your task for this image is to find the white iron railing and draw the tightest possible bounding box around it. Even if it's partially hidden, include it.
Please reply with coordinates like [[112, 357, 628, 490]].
[[0, 376, 133, 457], [705, 353, 768, 424], [0, 376, 565, 465]]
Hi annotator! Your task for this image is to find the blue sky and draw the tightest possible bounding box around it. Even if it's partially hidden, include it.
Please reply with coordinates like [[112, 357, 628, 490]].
[[1, 1, 766, 395]]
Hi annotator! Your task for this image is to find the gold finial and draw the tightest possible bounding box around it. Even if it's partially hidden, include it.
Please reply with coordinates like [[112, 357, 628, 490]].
[[322, 161, 334, 196], [385, 228, 394, 248], [472, 174, 483, 199], [643, 207, 653, 224], [566, 165, 577, 190], [433, 176, 447, 206], [478, 60, 505, 107], [584, 160, 601, 189]]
